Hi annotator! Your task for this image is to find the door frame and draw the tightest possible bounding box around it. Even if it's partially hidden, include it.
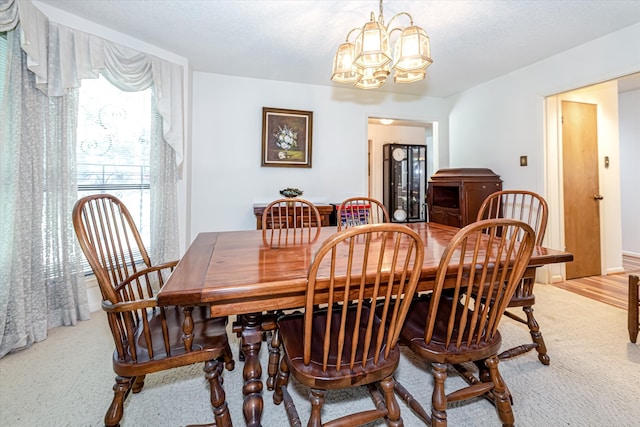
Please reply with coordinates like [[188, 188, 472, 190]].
[[544, 81, 624, 283]]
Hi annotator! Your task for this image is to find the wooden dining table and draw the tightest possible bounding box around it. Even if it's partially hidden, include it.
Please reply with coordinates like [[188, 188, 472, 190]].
[[157, 222, 573, 427]]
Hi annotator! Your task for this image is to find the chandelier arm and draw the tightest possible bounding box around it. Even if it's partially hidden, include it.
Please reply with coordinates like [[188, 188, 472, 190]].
[[345, 27, 362, 43], [386, 12, 414, 32], [387, 27, 403, 40]]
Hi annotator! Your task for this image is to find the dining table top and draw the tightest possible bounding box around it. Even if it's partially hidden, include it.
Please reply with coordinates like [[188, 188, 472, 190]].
[[157, 222, 573, 317]]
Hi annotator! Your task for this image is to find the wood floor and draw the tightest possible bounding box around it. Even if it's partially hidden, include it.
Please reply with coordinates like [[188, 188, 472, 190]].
[[552, 254, 640, 310]]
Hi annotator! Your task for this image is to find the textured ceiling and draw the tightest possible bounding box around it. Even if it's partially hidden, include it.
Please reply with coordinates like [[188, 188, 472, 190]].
[[34, 0, 640, 97]]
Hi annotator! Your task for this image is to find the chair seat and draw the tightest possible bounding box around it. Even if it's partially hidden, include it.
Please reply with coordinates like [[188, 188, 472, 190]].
[[278, 306, 400, 390], [400, 295, 502, 364], [114, 306, 229, 374]]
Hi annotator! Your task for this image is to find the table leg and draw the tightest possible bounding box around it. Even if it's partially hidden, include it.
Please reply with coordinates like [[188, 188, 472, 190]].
[[266, 328, 281, 391], [240, 313, 264, 427]]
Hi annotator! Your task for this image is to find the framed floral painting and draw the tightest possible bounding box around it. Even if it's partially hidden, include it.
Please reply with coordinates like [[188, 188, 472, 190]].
[[261, 107, 313, 168]]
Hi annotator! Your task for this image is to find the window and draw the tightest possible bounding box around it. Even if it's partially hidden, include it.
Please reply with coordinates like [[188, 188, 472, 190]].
[[77, 76, 152, 262]]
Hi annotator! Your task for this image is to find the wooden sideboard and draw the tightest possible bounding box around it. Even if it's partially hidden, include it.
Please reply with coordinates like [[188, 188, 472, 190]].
[[253, 203, 336, 230], [427, 168, 502, 227]]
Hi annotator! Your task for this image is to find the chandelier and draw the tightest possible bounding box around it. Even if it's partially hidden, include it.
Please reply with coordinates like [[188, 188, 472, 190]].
[[331, 0, 432, 89]]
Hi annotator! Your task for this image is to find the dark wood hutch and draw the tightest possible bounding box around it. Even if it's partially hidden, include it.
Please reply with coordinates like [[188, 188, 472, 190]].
[[427, 168, 502, 227]]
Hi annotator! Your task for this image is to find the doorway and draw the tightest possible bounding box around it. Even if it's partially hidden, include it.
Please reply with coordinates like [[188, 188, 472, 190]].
[[544, 79, 626, 284], [367, 118, 435, 207]]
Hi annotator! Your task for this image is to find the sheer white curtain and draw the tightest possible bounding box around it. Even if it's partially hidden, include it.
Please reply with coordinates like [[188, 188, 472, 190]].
[[0, 0, 181, 357], [0, 26, 90, 357], [150, 102, 179, 265]]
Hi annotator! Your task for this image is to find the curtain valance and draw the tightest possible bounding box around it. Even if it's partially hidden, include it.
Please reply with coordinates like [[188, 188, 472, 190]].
[[10, 0, 184, 166], [0, 0, 19, 31]]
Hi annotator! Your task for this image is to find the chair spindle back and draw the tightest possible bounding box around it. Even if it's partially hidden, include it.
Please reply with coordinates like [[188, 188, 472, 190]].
[[337, 197, 390, 230], [304, 223, 424, 371], [424, 219, 536, 349], [477, 190, 548, 246], [262, 198, 322, 246], [73, 194, 177, 362]]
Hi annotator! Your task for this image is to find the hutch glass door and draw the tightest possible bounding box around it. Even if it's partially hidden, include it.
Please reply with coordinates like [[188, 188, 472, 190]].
[[383, 144, 427, 223]]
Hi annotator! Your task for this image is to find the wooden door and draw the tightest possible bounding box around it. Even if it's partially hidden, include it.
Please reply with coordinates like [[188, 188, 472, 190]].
[[562, 101, 601, 279]]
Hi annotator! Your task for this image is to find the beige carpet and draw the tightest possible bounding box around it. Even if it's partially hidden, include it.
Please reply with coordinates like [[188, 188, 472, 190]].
[[1, 284, 639, 426]]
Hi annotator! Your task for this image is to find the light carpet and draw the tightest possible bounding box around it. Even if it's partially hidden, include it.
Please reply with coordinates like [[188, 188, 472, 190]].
[[1, 284, 639, 426]]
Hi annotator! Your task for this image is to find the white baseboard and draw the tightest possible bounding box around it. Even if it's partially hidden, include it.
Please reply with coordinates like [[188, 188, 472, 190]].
[[87, 286, 102, 313], [84, 276, 103, 313], [549, 274, 565, 283], [622, 251, 640, 259]]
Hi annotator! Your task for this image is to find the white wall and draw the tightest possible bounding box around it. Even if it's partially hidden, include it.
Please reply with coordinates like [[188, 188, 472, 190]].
[[448, 23, 640, 193], [619, 89, 640, 257], [446, 23, 640, 282], [189, 73, 450, 239]]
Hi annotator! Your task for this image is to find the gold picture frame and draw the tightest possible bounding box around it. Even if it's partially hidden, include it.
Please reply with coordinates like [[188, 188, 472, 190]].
[[262, 107, 313, 168]]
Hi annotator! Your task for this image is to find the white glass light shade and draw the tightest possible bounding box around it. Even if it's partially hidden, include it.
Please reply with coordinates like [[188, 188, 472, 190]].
[[354, 66, 385, 89], [354, 20, 392, 69], [331, 42, 361, 83], [392, 26, 432, 72], [373, 62, 390, 81], [394, 68, 426, 84]]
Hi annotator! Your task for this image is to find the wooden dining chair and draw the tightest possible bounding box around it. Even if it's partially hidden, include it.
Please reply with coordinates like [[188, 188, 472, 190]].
[[236, 198, 323, 375], [261, 197, 323, 246], [629, 274, 639, 343], [475, 190, 551, 365], [336, 196, 390, 230], [273, 223, 425, 426], [395, 219, 536, 427], [72, 194, 235, 427]]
